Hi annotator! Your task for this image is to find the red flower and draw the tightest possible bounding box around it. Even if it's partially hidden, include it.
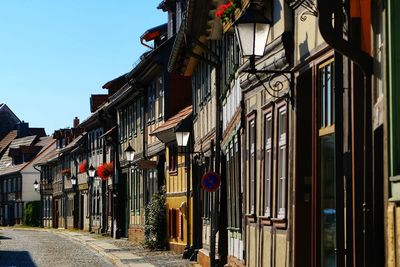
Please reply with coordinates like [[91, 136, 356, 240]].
[[215, 1, 237, 21], [97, 162, 113, 180], [79, 160, 87, 174]]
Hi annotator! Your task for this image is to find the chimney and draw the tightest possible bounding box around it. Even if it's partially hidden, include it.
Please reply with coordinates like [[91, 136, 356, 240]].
[[17, 121, 29, 137], [73, 117, 80, 128]]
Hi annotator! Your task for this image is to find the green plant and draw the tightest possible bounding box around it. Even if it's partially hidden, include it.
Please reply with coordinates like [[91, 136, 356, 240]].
[[215, 0, 240, 23], [23, 201, 41, 227], [144, 187, 167, 250]]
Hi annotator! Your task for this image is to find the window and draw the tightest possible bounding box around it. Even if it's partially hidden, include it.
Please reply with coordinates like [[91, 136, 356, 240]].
[[133, 101, 137, 135], [192, 46, 214, 115], [140, 97, 144, 131], [276, 105, 287, 219], [319, 60, 335, 129], [147, 169, 158, 204], [168, 144, 178, 173], [148, 83, 156, 123], [226, 134, 241, 229], [263, 109, 273, 217], [222, 33, 240, 94], [318, 59, 336, 266], [157, 77, 164, 119], [128, 105, 132, 137], [248, 116, 256, 214]]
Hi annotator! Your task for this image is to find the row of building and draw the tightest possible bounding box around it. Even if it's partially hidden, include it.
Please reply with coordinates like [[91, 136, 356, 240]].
[[1, 0, 400, 266]]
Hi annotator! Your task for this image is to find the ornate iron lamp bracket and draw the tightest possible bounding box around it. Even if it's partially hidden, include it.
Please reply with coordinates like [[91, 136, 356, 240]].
[[286, 0, 318, 21], [245, 68, 294, 106]]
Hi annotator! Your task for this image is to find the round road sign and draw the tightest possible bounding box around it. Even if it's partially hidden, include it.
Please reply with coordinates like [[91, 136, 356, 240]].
[[201, 172, 221, 192]]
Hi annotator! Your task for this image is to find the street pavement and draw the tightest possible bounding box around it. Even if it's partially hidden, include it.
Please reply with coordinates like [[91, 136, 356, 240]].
[[0, 228, 197, 267], [0, 228, 113, 267]]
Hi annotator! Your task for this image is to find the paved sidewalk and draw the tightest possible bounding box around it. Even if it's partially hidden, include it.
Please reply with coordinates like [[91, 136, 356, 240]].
[[54, 230, 196, 267]]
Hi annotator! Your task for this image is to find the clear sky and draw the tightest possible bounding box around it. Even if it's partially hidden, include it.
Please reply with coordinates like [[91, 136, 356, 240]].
[[0, 0, 166, 134]]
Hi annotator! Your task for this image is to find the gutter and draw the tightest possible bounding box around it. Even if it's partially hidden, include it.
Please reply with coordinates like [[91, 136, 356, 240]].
[[317, 0, 372, 74]]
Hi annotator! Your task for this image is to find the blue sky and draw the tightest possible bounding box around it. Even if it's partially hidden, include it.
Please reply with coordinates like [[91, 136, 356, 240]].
[[0, 0, 166, 134]]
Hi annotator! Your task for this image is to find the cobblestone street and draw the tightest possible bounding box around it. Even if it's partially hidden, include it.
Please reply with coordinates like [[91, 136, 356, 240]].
[[0, 228, 196, 267], [0, 228, 113, 267]]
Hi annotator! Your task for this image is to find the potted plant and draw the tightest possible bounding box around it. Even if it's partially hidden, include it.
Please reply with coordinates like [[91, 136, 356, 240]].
[[215, 0, 240, 23], [97, 162, 113, 180]]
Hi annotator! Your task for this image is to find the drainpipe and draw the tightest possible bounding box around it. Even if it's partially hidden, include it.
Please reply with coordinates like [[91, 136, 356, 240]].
[[317, 0, 373, 266]]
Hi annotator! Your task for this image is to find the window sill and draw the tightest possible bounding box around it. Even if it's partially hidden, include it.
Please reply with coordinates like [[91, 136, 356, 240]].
[[259, 216, 272, 226], [169, 170, 178, 176], [245, 213, 257, 223], [270, 217, 287, 229], [147, 119, 155, 126]]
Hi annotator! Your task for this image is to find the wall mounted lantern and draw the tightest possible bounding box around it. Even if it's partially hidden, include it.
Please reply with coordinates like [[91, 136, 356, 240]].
[[71, 175, 77, 186], [88, 164, 96, 179], [124, 143, 135, 164], [234, 1, 294, 105], [33, 180, 39, 191]]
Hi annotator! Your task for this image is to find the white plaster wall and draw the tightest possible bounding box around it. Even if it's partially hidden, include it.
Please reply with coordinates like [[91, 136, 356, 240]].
[[21, 165, 41, 203]]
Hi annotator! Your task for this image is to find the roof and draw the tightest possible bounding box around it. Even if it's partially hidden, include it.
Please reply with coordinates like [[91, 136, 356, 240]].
[[151, 106, 192, 143], [90, 94, 109, 113], [102, 73, 128, 91], [27, 138, 58, 167], [0, 135, 38, 171], [59, 133, 86, 153], [0, 136, 54, 176], [157, 0, 175, 11], [28, 128, 46, 137], [141, 23, 168, 42], [34, 148, 59, 166], [0, 130, 18, 156], [168, 0, 220, 73]]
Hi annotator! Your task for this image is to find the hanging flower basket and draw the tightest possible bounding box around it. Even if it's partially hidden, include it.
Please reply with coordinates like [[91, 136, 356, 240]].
[[61, 168, 71, 177], [79, 160, 88, 174], [97, 162, 113, 180], [215, 0, 240, 23]]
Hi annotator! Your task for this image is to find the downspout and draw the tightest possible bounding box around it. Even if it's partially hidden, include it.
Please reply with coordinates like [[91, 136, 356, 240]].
[[317, 0, 373, 266]]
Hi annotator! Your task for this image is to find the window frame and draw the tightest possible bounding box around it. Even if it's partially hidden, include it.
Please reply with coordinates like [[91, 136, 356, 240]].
[[246, 110, 257, 217], [275, 102, 288, 220], [262, 104, 274, 218]]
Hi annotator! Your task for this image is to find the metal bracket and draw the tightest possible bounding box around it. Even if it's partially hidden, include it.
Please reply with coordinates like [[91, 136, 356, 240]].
[[286, 0, 318, 21], [244, 68, 294, 106]]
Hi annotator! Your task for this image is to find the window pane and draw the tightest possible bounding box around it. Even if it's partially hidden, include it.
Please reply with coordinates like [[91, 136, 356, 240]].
[[320, 67, 326, 128], [320, 134, 336, 267], [249, 119, 256, 214], [264, 113, 272, 217]]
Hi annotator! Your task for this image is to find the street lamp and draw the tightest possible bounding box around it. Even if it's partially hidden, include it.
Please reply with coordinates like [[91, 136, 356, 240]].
[[234, 1, 294, 105], [175, 129, 193, 259], [175, 131, 190, 147], [87, 164, 96, 233], [71, 175, 77, 186], [88, 164, 96, 179], [124, 143, 135, 163], [33, 180, 39, 191], [234, 1, 271, 71]]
